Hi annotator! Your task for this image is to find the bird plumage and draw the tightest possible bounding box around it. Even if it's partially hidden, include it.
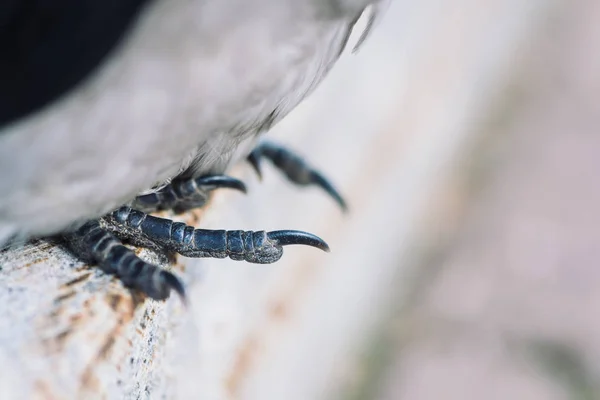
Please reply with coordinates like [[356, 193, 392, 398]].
[[0, 0, 382, 245], [0, 0, 151, 126]]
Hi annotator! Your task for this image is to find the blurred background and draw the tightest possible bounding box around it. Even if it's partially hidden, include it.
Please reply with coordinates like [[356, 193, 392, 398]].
[[342, 0, 600, 399], [2, 0, 599, 399], [219, 0, 598, 399]]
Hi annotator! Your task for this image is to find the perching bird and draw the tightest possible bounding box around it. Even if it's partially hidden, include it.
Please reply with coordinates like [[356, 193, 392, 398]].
[[0, 0, 386, 301]]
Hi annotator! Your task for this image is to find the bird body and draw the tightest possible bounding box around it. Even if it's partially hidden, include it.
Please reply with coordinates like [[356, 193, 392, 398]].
[[0, 0, 383, 245]]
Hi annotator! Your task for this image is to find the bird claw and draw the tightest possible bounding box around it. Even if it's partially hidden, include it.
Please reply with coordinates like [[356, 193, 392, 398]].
[[158, 270, 187, 305], [193, 175, 247, 194], [133, 174, 247, 213], [231, 229, 329, 264], [247, 151, 263, 180], [247, 141, 348, 212], [63, 145, 337, 302], [267, 230, 330, 252], [64, 221, 187, 303]]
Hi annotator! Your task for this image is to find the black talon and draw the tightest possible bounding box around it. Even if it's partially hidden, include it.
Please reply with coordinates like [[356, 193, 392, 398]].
[[267, 230, 330, 252], [159, 270, 187, 305], [66, 151, 333, 302], [247, 151, 263, 180], [105, 206, 329, 265], [194, 175, 247, 194], [248, 141, 348, 212], [63, 220, 186, 302], [133, 174, 247, 213], [307, 172, 348, 212]]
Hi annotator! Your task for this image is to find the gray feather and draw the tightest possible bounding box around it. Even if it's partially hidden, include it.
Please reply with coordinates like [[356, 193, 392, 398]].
[[0, 0, 383, 245]]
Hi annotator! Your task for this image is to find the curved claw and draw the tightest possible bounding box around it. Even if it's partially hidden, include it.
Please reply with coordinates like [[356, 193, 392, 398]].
[[309, 172, 348, 213], [248, 142, 347, 212], [194, 175, 247, 194], [267, 230, 330, 252], [159, 270, 187, 306], [247, 151, 263, 180]]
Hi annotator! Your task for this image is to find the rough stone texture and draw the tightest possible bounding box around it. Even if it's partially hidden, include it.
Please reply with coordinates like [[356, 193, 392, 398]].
[[0, 239, 181, 399], [374, 1, 600, 399], [0, 0, 560, 399]]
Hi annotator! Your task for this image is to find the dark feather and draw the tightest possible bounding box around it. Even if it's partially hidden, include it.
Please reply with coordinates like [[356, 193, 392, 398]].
[[0, 0, 152, 127]]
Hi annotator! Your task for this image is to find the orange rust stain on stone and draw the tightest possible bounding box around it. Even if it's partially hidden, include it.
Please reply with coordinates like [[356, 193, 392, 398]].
[[46, 307, 61, 320], [81, 298, 95, 318], [18, 241, 54, 257], [225, 336, 260, 399], [20, 256, 49, 269], [128, 289, 147, 308], [62, 272, 92, 287], [33, 240, 54, 251], [79, 294, 136, 395], [41, 328, 74, 354], [97, 336, 117, 361], [224, 298, 293, 396], [79, 372, 100, 395], [107, 293, 124, 312], [54, 290, 76, 303], [41, 300, 90, 354], [224, 264, 316, 398], [154, 204, 208, 227], [33, 380, 58, 400], [173, 260, 186, 272], [181, 195, 214, 226], [9, 255, 50, 271], [183, 208, 205, 226], [55, 329, 71, 342], [268, 300, 289, 321], [105, 291, 137, 318]]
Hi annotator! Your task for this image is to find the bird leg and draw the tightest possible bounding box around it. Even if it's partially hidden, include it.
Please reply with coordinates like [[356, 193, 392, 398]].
[[247, 141, 347, 211], [63, 221, 186, 302], [63, 205, 329, 302], [104, 206, 329, 264], [132, 175, 246, 214], [63, 154, 339, 302]]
